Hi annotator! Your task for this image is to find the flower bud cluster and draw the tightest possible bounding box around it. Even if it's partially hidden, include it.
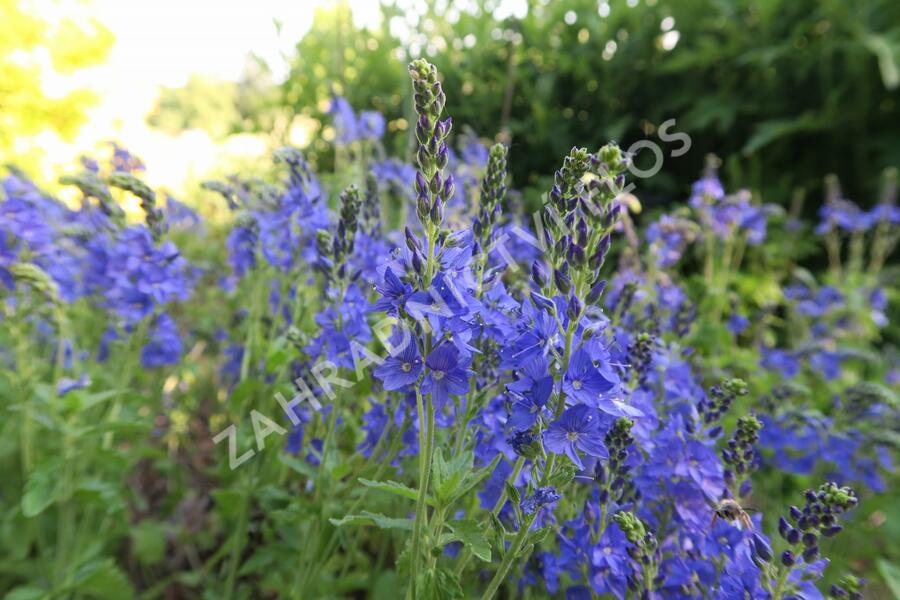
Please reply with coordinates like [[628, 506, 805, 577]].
[[108, 171, 166, 240], [779, 482, 857, 566], [59, 170, 123, 223], [597, 417, 636, 504], [409, 58, 454, 229], [472, 143, 508, 257], [722, 414, 762, 488], [362, 171, 381, 236], [828, 575, 865, 600], [628, 332, 656, 386], [317, 185, 361, 283], [699, 377, 748, 424]]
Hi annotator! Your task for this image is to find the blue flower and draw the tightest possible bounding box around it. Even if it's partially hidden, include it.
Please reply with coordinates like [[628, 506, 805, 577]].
[[371, 267, 412, 315], [544, 404, 608, 470], [520, 486, 561, 515], [563, 347, 615, 406], [57, 374, 91, 397], [141, 312, 183, 368], [422, 343, 470, 408], [507, 361, 553, 431], [373, 339, 423, 391]]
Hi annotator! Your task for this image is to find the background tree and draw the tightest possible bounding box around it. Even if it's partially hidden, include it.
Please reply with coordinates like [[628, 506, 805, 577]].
[[0, 0, 113, 173]]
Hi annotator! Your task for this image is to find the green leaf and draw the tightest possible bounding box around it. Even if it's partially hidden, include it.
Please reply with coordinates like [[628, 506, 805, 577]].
[[447, 519, 491, 562], [21, 462, 59, 518], [73, 559, 134, 599], [419, 567, 464, 600], [3, 587, 47, 600], [862, 33, 900, 90], [211, 489, 244, 519], [504, 481, 520, 507], [742, 112, 829, 155], [430, 447, 463, 504], [277, 453, 318, 478], [877, 560, 900, 599], [131, 521, 166, 566], [547, 461, 576, 489], [358, 478, 432, 505], [329, 511, 413, 531]]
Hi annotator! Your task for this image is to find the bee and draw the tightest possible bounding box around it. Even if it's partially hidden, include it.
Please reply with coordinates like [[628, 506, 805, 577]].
[[711, 498, 754, 530]]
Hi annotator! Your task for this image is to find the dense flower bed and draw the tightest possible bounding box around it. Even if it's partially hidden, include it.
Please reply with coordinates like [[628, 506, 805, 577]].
[[0, 59, 896, 599]]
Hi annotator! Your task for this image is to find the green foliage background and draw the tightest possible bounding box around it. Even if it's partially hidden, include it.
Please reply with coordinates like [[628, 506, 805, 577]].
[[268, 0, 900, 210]]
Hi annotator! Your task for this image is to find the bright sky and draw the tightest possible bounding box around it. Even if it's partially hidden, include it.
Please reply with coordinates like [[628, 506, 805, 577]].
[[29, 0, 385, 193], [26, 0, 531, 194]]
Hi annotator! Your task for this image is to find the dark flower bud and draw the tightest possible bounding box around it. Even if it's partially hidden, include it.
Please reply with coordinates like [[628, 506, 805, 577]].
[[790, 506, 803, 520], [604, 203, 622, 228], [550, 184, 562, 205], [415, 171, 428, 195], [411, 250, 423, 274], [752, 533, 773, 562], [436, 145, 450, 170], [802, 546, 819, 562], [587, 279, 607, 304], [786, 528, 801, 545], [472, 217, 483, 238], [569, 244, 586, 268], [416, 146, 428, 171], [415, 115, 430, 145], [442, 174, 455, 201], [431, 197, 444, 224], [802, 532, 818, 547], [597, 233, 612, 257], [781, 550, 796, 567], [405, 226, 422, 252], [778, 516, 791, 538], [429, 171, 442, 194], [576, 217, 588, 246], [530, 291, 556, 314], [567, 293, 582, 321], [531, 261, 549, 288], [417, 195, 431, 224], [822, 525, 843, 537], [554, 268, 572, 294]]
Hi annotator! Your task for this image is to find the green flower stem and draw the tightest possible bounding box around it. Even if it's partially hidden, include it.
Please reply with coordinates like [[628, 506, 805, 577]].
[[409, 219, 440, 598]]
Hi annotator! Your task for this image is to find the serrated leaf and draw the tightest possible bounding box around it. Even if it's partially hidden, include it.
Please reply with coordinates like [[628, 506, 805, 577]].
[[548, 461, 576, 488], [446, 453, 503, 506], [447, 519, 491, 562], [432, 449, 480, 505], [419, 567, 464, 600], [329, 511, 413, 530], [73, 559, 134, 599], [21, 462, 59, 518]]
